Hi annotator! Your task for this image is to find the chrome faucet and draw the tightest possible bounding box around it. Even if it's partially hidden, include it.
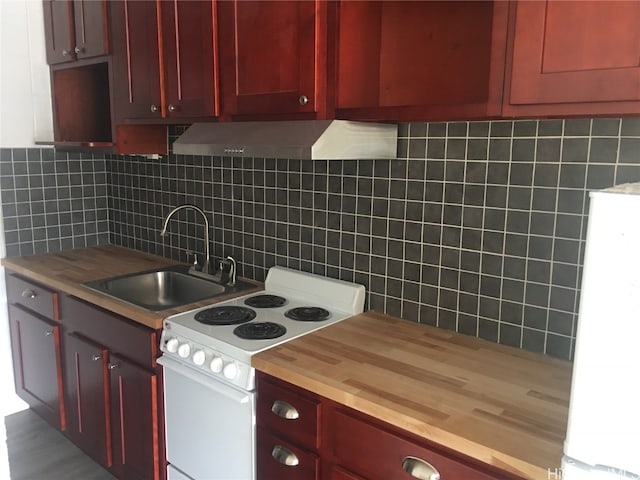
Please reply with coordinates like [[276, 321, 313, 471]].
[[160, 204, 210, 274]]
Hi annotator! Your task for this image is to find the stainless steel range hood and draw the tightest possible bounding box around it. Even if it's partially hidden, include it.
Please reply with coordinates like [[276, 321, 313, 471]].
[[172, 120, 397, 160]]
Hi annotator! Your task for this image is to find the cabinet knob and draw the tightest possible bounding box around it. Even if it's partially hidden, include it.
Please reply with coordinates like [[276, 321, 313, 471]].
[[271, 445, 299, 466], [109, 363, 120, 370], [74, 46, 85, 54], [44, 330, 53, 337], [401, 456, 440, 480], [271, 400, 299, 420], [62, 49, 70, 57], [168, 104, 179, 113], [92, 354, 101, 361], [298, 95, 309, 106], [21, 289, 36, 299], [150, 104, 159, 113]]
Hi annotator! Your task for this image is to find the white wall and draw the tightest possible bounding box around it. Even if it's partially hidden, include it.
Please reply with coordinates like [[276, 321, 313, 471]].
[[0, 0, 53, 146]]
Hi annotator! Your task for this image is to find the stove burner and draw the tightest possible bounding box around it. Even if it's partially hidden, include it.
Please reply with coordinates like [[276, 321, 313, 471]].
[[244, 294, 287, 308], [233, 322, 286, 340], [194, 306, 256, 325], [285, 306, 331, 322]]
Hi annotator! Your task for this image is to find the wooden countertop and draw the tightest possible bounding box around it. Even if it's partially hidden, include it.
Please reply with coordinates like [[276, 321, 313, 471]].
[[1, 245, 262, 329], [252, 312, 572, 479]]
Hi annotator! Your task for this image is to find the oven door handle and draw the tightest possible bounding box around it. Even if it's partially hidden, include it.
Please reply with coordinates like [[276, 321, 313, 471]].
[[157, 356, 251, 404]]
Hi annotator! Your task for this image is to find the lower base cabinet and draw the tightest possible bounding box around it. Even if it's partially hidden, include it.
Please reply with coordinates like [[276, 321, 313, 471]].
[[61, 295, 164, 480], [256, 373, 522, 480]]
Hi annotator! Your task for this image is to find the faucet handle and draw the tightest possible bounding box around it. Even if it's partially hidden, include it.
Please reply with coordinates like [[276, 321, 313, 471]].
[[186, 250, 199, 267], [226, 256, 237, 286]]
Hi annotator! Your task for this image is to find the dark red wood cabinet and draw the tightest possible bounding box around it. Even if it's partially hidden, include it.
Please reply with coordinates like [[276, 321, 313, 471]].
[[110, 0, 217, 122], [218, 0, 329, 119], [505, 0, 640, 117], [43, 0, 109, 65], [256, 373, 520, 480], [60, 294, 164, 480], [334, 1, 509, 122], [5, 274, 65, 431], [64, 333, 112, 468]]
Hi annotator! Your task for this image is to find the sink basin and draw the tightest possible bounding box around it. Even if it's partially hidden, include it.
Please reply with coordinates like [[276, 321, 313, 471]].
[[85, 266, 253, 310]]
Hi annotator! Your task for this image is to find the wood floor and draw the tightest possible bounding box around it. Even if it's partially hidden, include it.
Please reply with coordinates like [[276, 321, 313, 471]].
[[4, 409, 115, 480]]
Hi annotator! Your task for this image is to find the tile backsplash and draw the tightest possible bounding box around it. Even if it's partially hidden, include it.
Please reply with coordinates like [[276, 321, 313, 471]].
[[0, 148, 110, 256], [3, 118, 640, 360]]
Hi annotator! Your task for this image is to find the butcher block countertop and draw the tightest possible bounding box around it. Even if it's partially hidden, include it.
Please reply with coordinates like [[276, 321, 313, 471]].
[[1, 245, 261, 329], [252, 311, 572, 479]]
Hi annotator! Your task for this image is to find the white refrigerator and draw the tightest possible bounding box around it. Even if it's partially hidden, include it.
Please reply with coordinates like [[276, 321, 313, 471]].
[[562, 183, 640, 479]]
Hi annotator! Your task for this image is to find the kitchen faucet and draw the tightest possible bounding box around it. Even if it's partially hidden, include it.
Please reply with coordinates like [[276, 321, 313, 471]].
[[160, 204, 211, 275]]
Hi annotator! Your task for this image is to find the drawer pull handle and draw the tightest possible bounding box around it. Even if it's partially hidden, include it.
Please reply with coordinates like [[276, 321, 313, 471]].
[[271, 400, 299, 419], [402, 456, 440, 480], [271, 445, 299, 466], [21, 289, 37, 299]]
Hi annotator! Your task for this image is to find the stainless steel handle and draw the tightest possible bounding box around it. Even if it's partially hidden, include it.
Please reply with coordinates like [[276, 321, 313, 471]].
[[150, 104, 159, 113], [21, 289, 36, 299], [109, 363, 120, 370], [44, 330, 53, 337], [92, 354, 101, 361], [271, 400, 299, 420], [271, 445, 299, 466], [168, 104, 178, 113], [74, 46, 85, 54], [402, 456, 440, 480], [298, 95, 308, 106]]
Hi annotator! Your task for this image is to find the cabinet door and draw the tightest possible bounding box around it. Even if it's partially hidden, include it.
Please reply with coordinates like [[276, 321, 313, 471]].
[[335, 1, 508, 121], [218, 0, 325, 118], [331, 467, 365, 480], [72, 0, 109, 60], [64, 333, 111, 468], [110, 0, 162, 121], [43, 0, 75, 64], [506, 0, 640, 116], [109, 354, 160, 480], [8, 305, 65, 430], [160, 0, 218, 119]]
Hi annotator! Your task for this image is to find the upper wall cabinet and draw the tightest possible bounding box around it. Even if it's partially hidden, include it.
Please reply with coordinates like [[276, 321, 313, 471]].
[[43, 0, 109, 65], [333, 1, 509, 122], [218, 0, 329, 119], [504, 0, 640, 117], [110, 0, 217, 122]]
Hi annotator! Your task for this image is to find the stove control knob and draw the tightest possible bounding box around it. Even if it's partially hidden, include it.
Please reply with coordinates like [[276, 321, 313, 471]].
[[210, 356, 223, 373], [177, 343, 191, 358], [165, 337, 179, 353], [192, 350, 206, 366], [223, 362, 238, 380]]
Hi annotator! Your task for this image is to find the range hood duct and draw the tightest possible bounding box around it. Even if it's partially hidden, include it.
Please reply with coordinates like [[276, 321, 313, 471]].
[[172, 120, 398, 160]]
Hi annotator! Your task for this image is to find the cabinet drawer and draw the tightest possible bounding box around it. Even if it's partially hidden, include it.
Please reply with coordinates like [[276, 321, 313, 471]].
[[257, 427, 319, 480], [257, 375, 321, 450], [6, 274, 59, 320], [60, 295, 158, 369], [332, 409, 502, 480]]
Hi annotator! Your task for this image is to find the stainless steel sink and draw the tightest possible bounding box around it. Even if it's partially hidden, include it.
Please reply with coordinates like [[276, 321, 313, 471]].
[[85, 265, 254, 310]]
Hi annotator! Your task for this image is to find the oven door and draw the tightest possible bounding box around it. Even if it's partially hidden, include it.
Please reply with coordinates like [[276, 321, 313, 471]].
[[158, 356, 256, 480]]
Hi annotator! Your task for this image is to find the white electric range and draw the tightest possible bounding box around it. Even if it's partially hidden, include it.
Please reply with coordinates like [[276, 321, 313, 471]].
[[157, 266, 366, 480]]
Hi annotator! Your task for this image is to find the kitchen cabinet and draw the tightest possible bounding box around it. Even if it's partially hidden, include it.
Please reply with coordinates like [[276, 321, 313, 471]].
[[61, 294, 164, 480], [256, 373, 521, 480], [218, 0, 329, 119], [505, 0, 640, 117], [42, 0, 109, 65], [334, 1, 509, 121], [256, 374, 321, 480], [5, 274, 65, 431], [110, 0, 217, 122]]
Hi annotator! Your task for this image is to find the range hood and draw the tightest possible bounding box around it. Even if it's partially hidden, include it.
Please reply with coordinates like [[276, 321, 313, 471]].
[[172, 120, 398, 160]]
